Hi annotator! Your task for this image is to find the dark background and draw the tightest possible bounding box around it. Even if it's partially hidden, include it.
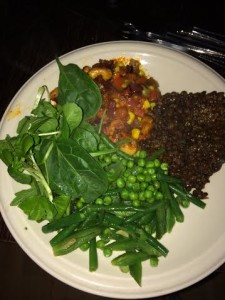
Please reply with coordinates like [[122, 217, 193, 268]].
[[0, 1, 224, 299]]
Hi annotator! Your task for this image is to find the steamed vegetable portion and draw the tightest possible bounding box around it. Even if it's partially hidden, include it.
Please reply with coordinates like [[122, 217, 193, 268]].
[[0, 58, 206, 286]]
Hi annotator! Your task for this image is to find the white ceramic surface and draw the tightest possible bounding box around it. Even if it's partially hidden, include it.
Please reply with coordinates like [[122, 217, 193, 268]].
[[0, 41, 225, 299]]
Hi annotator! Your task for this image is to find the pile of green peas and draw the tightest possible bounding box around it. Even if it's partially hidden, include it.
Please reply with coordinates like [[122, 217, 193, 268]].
[[96, 149, 169, 207]]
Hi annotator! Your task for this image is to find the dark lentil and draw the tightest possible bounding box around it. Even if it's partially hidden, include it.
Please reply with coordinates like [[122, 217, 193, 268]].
[[140, 91, 225, 199]]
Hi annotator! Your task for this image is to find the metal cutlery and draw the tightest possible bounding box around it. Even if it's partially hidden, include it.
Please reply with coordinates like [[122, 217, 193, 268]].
[[121, 22, 225, 78]]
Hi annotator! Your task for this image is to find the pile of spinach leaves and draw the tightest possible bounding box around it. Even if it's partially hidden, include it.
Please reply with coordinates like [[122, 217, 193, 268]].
[[0, 59, 109, 222]]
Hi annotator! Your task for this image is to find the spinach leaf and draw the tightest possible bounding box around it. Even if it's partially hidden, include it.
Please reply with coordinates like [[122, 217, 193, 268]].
[[19, 195, 56, 221], [62, 102, 82, 133], [56, 58, 102, 120], [44, 138, 108, 202], [8, 164, 32, 184], [17, 116, 33, 134], [52, 195, 71, 219], [0, 137, 15, 165], [11, 184, 56, 222], [72, 128, 98, 152], [32, 101, 58, 118], [29, 116, 58, 133]]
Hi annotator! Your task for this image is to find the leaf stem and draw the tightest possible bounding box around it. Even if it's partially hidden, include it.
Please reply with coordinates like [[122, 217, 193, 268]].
[[25, 153, 53, 201]]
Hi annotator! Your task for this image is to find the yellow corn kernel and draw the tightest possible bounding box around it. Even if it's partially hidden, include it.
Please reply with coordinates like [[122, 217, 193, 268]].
[[150, 102, 156, 109], [127, 111, 135, 125], [132, 128, 140, 139], [143, 100, 151, 109]]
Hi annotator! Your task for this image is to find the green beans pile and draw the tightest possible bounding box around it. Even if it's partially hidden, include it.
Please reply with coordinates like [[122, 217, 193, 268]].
[[42, 137, 206, 286]]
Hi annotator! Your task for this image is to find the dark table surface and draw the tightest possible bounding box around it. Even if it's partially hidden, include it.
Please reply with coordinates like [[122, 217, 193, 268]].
[[0, 1, 225, 299]]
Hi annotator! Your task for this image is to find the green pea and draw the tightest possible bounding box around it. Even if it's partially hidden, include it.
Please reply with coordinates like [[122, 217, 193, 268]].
[[154, 159, 161, 167], [104, 196, 112, 205], [104, 156, 112, 164], [121, 189, 129, 199], [132, 182, 141, 191], [147, 185, 155, 192], [95, 198, 103, 205], [144, 174, 152, 182], [139, 150, 147, 158], [160, 162, 168, 171], [127, 160, 134, 168], [76, 199, 84, 208], [111, 154, 119, 162], [138, 191, 145, 201], [124, 169, 131, 177], [103, 247, 113, 257], [80, 242, 90, 251], [96, 240, 106, 249], [138, 158, 146, 167], [137, 174, 145, 182], [154, 180, 160, 189], [144, 190, 153, 199], [126, 181, 133, 189], [147, 167, 155, 175], [116, 178, 125, 188], [133, 199, 140, 207], [136, 166, 144, 174], [155, 191, 163, 200], [146, 160, 155, 168], [127, 175, 136, 183], [140, 182, 148, 190], [129, 191, 138, 201], [151, 173, 157, 181]]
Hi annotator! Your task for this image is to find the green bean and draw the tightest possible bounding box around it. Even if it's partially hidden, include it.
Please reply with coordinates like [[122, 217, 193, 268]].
[[138, 211, 155, 225], [50, 224, 77, 246], [129, 261, 142, 286], [79, 212, 101, 229], [111, 251, 150, 266], [150, 256, 159, 267], [103, 212, 123, 227], [100, 134, 134, 161], [104, 239, 137, 252], [155, 205, 166, 239], [86, 204, 153, 213], [146, 234, 169, 257], [123, 201, 163, 224], [104, 239, 159, 256], [169, 184, 206, 209], [161, 181, 184, 223], [42, 212, 84, 233], [53, 226, 102, 256], [156, 171, 183, 185], [166, 205, 176, 233], [89, 237, 98, 272]]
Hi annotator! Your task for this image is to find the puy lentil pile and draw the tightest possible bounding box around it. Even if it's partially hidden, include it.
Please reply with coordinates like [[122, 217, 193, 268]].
[[140, 91, 225, 199]]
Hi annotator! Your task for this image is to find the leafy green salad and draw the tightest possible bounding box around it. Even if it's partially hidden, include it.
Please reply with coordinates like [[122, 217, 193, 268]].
[[0, 58, 206, 286]]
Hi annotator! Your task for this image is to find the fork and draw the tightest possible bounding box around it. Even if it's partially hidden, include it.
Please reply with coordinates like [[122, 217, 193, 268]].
[[121, 22, 225, 78]]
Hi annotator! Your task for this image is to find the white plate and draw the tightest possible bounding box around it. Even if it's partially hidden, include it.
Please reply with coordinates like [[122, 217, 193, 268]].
[[0, 41, 225, 299]]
